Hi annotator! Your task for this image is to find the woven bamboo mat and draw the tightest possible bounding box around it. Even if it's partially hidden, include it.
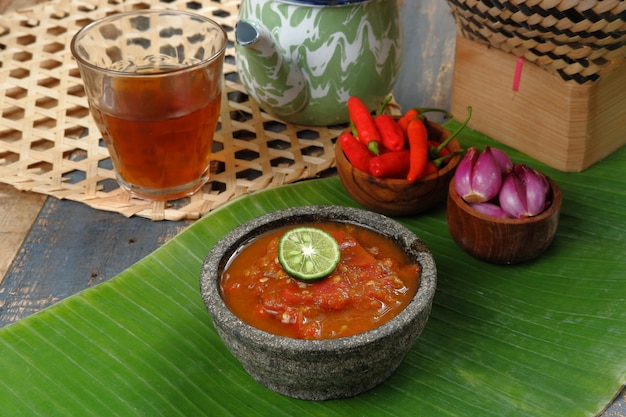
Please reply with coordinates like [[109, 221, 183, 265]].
[[0, 0, 351, 221]]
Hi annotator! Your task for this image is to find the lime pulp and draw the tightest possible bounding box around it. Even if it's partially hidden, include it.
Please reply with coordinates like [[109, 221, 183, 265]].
[[277, 227, 341, 281]]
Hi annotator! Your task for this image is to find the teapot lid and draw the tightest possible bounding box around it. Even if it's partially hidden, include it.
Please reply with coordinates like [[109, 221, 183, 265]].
[[278, 0, 370, 5]]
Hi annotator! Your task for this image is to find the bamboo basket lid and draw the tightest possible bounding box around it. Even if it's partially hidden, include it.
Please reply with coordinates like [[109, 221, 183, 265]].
[[445, 0, 626, 83], [0, 0, 350, 221]]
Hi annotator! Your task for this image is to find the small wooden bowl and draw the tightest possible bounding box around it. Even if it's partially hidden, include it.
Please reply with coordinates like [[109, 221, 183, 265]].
[[446, 178, 562, 264], [335, 121, 461, 216]]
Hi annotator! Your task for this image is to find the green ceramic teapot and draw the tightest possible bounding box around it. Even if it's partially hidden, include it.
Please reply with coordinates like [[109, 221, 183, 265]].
[[234, 0, 402, 126]]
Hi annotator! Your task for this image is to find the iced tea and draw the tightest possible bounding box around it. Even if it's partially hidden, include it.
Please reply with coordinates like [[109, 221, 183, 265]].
[[71, 10, 227, 201], [89, 64, 221, 199]]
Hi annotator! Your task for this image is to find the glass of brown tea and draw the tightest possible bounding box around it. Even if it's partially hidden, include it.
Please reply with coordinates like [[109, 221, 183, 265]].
[[71, 10, 226, 200]]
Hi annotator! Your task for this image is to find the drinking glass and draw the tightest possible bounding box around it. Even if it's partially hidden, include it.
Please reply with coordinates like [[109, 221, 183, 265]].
[[71, 9, 226, 200]]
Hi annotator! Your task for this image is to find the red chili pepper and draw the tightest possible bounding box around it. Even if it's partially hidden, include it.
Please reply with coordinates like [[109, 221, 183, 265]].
[[347, 96, 380, 155], [374, 114, 405, 152], [428, 140, 450, 157], [397, 108, 419, 135], [339, 132, 372, 173], [420, 161, 439, 177], [406, 118, 429, 183], [369, 150, 411, 178]]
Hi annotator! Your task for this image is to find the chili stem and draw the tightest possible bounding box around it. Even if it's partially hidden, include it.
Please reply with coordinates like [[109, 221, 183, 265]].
[[432, 106, 472, 158], [432, 151, 462, 168], [377, 96, 394, 115]]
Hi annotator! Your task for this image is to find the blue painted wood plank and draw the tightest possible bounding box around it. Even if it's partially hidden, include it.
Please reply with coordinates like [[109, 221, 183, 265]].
[[0, 197, 193, 327]]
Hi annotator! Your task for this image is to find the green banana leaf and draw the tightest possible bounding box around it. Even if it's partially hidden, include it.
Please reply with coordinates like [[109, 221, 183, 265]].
[[1, 122, 624, 417]]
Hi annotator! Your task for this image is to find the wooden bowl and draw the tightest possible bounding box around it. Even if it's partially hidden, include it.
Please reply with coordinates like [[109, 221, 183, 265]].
[[446, 178, 562, 264], [335, 121, 461, 216]]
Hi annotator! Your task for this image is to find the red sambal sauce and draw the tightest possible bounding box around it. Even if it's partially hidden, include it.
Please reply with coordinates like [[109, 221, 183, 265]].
[[220, 222, 420, 340]]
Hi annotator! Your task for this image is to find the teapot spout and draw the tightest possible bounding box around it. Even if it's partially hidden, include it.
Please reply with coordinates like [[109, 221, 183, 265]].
[[235, 20, 260, 47], [234, 19, 309, 118]]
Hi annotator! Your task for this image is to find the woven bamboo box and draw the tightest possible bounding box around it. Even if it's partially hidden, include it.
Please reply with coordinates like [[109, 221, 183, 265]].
[[450, 35, 626, 172]]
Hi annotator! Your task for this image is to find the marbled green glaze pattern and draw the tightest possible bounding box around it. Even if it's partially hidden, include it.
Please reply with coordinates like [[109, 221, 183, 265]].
[[235, 0, 402, 126]]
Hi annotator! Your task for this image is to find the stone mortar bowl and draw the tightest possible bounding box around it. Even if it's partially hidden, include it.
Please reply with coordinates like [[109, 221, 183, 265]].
[[447, 178, 562, 264], [200, 205, 437, 400], [335, 120, 461, 217]]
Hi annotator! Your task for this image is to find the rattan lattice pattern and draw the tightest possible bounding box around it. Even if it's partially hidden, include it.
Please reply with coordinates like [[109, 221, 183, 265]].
[[0, 0, 346, 220], [445, 0, 626, 84]]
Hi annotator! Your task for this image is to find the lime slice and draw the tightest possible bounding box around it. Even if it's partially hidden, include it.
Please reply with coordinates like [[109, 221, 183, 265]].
[[278, 227, 341, 281]]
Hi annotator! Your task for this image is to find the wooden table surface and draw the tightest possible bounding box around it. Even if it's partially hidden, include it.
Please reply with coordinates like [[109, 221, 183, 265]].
[[0, 0, 624, 415]]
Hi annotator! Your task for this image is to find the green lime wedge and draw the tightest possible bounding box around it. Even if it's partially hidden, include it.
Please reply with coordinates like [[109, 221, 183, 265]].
[[278, 227, 341, 281]]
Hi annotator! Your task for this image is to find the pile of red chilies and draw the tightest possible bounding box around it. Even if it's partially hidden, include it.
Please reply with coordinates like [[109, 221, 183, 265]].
[[339, 96, 472, 183]]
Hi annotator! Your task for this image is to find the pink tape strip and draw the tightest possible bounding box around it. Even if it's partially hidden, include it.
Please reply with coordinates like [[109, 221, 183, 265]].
[[513, 56, 525, 91]]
